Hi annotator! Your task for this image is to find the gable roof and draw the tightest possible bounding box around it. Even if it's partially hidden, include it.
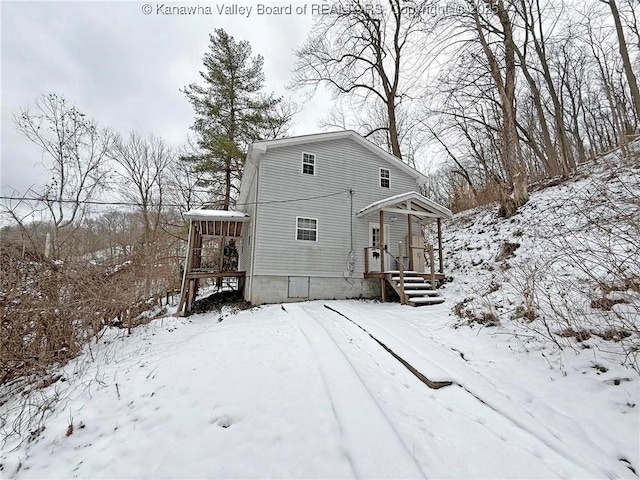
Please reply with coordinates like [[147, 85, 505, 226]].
[[249, 129, 427, 177], [239, 130, 431, 209], [357, 191, 452, 219]]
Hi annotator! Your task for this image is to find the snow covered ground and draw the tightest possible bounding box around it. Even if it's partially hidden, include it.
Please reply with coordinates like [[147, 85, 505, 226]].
[[2, 145, 638, 478], [1, 299, 638, 478], [442, 144, 640, 369]]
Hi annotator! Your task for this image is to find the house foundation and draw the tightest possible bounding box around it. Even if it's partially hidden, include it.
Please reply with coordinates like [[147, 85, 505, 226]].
[[247, 276, 381, 305]]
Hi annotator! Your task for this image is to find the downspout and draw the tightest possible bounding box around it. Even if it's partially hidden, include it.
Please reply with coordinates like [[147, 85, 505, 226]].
[[347, 189, 356, 276], [248, 160, 260, 303]]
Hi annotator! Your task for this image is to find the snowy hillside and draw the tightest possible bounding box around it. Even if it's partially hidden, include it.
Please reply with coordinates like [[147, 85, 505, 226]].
[[442, 142, 640, 370], [1, 145, 638, 479]]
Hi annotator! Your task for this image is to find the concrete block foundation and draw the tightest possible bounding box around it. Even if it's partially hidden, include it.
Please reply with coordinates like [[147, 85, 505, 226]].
[[246, 275, 381, 305]]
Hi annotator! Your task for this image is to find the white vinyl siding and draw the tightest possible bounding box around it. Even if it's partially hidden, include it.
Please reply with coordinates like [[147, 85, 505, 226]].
[[252, 137, 421, 277], [380, 168, 390, 188], [296, 217, 318, 241], [238, 166, 258, 274], [302, 152, 315, 175]]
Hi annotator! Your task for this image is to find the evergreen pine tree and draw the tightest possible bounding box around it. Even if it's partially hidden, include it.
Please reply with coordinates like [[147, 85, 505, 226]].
[[182, 29, 288, 209]]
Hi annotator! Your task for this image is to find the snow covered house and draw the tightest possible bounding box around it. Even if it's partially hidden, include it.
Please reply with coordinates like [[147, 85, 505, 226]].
[[236, 130, 453, 306], [177, 130, 453, 314]]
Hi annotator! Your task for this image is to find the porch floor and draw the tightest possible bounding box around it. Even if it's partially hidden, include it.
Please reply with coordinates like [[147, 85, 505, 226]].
[[364, 271, 446, 281]]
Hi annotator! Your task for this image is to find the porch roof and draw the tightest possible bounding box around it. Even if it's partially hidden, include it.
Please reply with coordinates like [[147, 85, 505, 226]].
[[184, 209, 249, 238], [184, 209, 249, 222], [356, 191, 452, 220]]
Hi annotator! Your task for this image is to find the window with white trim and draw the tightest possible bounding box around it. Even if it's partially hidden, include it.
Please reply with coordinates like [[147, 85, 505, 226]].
[[302, 153, 315, 175], [380, 168, 390, 188], [296, 217, 318, 241]]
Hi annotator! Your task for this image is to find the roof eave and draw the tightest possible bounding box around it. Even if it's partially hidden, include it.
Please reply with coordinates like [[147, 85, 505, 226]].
[[356, 191, 452, 219]]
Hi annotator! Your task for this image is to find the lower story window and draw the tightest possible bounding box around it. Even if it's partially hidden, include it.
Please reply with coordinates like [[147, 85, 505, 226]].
[[296, 217, 317, 241]]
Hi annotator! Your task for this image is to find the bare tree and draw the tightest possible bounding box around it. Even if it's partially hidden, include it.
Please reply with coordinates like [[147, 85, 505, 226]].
[[292, 0, 432, 160], [13, 94, 113, 259], [602, 0, 640, 123], [472, 0, 529, 216], [109, 132, 173, 295], [110, 132, 171, 244], [167, 141, 211, 217], [512, 0, 577, 176]]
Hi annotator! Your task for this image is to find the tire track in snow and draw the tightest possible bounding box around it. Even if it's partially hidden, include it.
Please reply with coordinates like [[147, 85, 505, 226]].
[[324, 304, 452, 390], [328, 301, 620, 479], [284, 303, 426, 480]]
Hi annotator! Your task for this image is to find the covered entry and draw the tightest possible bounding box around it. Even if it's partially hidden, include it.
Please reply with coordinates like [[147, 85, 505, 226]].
[[357, 191, 453, 305], [177, 209, 249, 315]]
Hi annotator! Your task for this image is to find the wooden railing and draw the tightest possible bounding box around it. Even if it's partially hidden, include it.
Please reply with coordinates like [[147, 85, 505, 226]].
[[406, 245, 444, 274], [364, 246, 401, 273], [365, 244, 443, 275], [188, 246, 239, 273]]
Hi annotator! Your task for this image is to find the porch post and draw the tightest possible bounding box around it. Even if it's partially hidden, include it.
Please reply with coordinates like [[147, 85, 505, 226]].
[[437, 217, 444, 273], [398, 241, 406, 305], [407, 210, 413, 271], [193, 228, 203, 295], [428, 243, 436, 289], [379, 209, 386, 302], [178, 221, 196, 315]]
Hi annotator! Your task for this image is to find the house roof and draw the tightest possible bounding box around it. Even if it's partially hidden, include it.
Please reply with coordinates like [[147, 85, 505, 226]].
[[357, 191, 452, 220], [246, 129, 428, 181], [184, 209, 249, 222]]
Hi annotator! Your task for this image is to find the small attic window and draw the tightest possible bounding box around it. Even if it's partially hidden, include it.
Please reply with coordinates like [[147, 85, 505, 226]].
[[302, 153, 315, 175], [380, 168, 390, 188]]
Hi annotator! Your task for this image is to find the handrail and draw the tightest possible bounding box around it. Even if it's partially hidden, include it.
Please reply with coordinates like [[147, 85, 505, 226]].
[[398, 242, 406, 304], [364, 246, 402, 273], [385, 250, 398, 271]]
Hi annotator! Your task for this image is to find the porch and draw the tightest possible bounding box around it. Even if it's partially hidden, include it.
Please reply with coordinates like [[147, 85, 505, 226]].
[[357, 192, 452, 306], [177, 210, 249, 315]]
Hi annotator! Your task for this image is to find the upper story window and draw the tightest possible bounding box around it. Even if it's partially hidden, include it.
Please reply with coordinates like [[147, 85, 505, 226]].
[[380, 168, 390, 188], [302, 153, 315, 175], [296, 217, 318, 241]]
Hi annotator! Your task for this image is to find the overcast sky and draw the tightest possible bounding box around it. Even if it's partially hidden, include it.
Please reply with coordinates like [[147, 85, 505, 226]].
[[0, 1, 332, 199]]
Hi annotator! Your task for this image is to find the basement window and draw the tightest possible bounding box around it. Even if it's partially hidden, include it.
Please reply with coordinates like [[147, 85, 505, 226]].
[[302, 153, 315, 175], [296, 217, 318, 241], [380, 168, 390, 188]]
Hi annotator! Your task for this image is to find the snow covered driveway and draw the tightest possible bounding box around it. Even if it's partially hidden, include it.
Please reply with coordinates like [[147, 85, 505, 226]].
[[290, 303, 620, 479], [2, 301, 637, 479]]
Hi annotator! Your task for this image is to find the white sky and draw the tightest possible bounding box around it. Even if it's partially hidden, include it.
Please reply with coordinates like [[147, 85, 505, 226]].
[[0, 0, 333, 198]]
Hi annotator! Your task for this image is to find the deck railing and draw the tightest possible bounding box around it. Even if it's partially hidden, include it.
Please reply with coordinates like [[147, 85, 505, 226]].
[[364, 246, 402, 273], [364, 244, 443, 277]]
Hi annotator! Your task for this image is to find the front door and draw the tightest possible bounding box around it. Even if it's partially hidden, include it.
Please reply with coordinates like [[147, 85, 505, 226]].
[[368, 222, 390, 271]]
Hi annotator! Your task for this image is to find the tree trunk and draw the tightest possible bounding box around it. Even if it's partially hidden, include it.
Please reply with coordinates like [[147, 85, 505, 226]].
[[514, 42, 559, 176], [387, 99, 402, 159], [224, 164, 232, 210], [608, 0, 640, 125], [478, 0, 529, 217]]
